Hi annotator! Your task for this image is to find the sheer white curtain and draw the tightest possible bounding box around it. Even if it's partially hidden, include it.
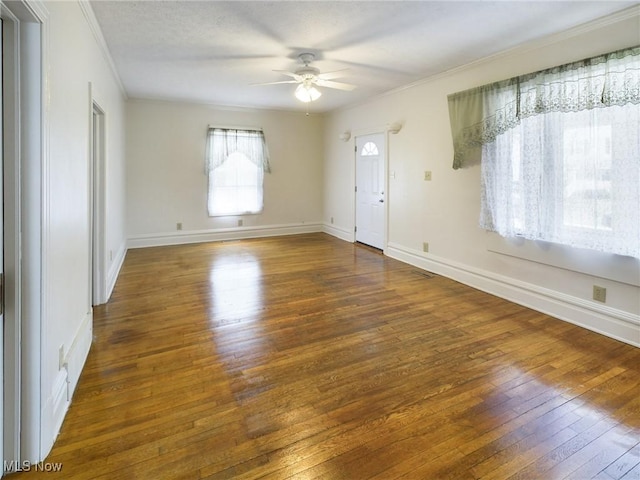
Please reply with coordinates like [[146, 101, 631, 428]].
[[448, 47, 640, 257], [205, 128, 271, 216], [205, 128, 271, 174], [481, 105, 639, 257]]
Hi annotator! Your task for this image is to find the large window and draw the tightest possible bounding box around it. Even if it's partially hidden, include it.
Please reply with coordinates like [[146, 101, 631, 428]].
[[205, 128, 271, 216], [448, 47, 639, 258]]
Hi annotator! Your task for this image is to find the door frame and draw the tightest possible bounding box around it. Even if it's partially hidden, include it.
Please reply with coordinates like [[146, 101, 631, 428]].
[[1, 0, 47, 471], [89, 93, 106, 307], [352, 127, 389, 252]]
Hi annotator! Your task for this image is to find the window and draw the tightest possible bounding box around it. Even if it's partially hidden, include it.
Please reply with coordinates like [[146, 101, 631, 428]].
[[205, 128, 271, 216], [361, 141, 379, 156], [481, 106, 638, 257], [448, 47, 639, 258]]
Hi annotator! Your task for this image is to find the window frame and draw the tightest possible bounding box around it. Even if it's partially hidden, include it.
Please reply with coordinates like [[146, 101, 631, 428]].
[[204, 127, 270, 218]]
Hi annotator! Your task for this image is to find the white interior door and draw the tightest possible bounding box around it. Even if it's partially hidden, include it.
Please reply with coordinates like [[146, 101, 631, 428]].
[[355, 133, 385, 249]]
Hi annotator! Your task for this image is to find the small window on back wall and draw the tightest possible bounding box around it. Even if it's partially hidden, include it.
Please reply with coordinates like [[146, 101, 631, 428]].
[[204, 128, 271, 216]]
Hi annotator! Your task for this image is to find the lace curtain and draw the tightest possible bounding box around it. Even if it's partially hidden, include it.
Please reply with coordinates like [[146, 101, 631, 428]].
[[448, 46, 640, 169], [481, 105, 639, 258], [205, 128, 271, 174], [448, 46, 639, 257]]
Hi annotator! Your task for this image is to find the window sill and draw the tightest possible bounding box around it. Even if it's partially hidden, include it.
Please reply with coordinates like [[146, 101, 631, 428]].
[[486, 232, 640, 287]]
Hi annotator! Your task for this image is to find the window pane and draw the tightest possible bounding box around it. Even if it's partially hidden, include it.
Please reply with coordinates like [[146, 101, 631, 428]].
[[562, 119, 612, 231], [481, 104, 639, 258], [361, 142, 379, 156], [208, 152, 264, 216]]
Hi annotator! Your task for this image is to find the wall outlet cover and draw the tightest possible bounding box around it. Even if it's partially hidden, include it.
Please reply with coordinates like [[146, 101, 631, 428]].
[[593, 285, 607, 303]]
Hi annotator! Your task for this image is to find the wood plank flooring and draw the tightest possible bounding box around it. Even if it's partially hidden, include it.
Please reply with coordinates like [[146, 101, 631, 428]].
[[10, 233, 640, 479]]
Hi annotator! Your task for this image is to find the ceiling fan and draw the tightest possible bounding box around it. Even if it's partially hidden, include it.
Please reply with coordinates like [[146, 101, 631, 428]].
[[254, 53, 357, 102]]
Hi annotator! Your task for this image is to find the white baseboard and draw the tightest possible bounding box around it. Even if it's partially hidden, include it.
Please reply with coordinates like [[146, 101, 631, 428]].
[[322, 223, 354, 243], [41, 311, 93, 458], [64, 311, 93, 397], [127, 222, 323, 249], [106, 240, 127, 300], [51, 368, 69, 439], [386, 242, 640, 348]]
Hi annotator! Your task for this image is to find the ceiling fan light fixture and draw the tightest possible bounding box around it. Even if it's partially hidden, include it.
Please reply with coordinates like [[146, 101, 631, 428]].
[[295, 83, 321, 103]]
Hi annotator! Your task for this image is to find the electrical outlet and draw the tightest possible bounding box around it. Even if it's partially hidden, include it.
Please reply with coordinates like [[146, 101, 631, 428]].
[[424, 171, 432, 181], [238, 219, 243, 227], [593, 285, 607, 303], [422, 242, 429, 253], [176, 222, 182, 231]]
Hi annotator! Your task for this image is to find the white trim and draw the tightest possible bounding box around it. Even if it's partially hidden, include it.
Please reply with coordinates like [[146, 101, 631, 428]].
[[42, 310, 91, 457], [335, 5, 640, 114], [49, 369, 68, 440], [14, 0, 49, 464], [386, 242, 640, 347], [62, 312, 92, 402], [127, 94, 326, 116], [89, 93, 107, 305], [1, 5, 22, 470], [127, 222, 323, 249], [106, 241, 127, 300], [37, 7, 50, 462], [77, 0, 127, 99], [322, 223, 354, 243], [487, 233, 640, 288]]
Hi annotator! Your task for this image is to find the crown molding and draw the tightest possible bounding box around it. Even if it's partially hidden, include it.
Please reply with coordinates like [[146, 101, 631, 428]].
[[335, 5, 640, 114], [77, 0, 128, 99], [22, 0, 48, 21], [126, 95, 328, 117]]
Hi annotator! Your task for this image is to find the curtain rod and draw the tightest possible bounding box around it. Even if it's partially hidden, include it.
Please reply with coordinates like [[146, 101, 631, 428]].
[[208, 124, 263, 131]]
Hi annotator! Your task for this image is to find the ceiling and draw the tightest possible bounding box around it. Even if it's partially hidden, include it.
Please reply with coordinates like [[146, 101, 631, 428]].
[[90, 1, 635, 113]]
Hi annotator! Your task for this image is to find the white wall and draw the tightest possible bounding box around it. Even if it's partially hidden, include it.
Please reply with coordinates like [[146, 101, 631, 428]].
[[324, 11, 640, 346], [126, 100, 324, 247], [39, 0, 127, 458]]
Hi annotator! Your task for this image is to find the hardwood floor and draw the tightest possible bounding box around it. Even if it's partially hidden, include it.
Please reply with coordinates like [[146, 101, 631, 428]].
[[11, 233, 640, 479]]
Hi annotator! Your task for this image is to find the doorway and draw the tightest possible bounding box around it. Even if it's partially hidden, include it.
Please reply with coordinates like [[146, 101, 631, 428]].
[[355, 133, 386, 250], [90, 102, 105, 307]]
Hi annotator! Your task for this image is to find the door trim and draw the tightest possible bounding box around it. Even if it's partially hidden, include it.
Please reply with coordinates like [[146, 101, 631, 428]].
[[353, 130, 388, 252], [89, 93, 106, 306], [0, 0, 48, 470]]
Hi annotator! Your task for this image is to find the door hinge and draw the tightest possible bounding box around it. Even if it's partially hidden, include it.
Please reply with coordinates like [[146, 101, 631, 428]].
[[354, 145, 357, 152], [355, 185, 358, 192], [354, 226, 357, 233]]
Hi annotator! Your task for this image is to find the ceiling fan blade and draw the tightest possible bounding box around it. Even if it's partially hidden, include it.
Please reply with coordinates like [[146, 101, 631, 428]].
[[251, 80, 299, 86], [318, 69, 349, 81], [273, 70, 301, 80], [316, 79, 357, 91]]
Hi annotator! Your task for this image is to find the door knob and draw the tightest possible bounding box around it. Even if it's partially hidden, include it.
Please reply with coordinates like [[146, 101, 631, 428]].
[[379, 199, 384, 203]]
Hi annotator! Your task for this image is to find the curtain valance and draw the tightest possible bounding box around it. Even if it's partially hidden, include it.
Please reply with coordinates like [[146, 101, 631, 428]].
[[447, 46, 640, 169], [205, 128, 271, 174]]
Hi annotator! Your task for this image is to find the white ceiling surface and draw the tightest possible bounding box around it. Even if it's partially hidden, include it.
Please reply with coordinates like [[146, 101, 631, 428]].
[[90, 1, 635, 113]]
